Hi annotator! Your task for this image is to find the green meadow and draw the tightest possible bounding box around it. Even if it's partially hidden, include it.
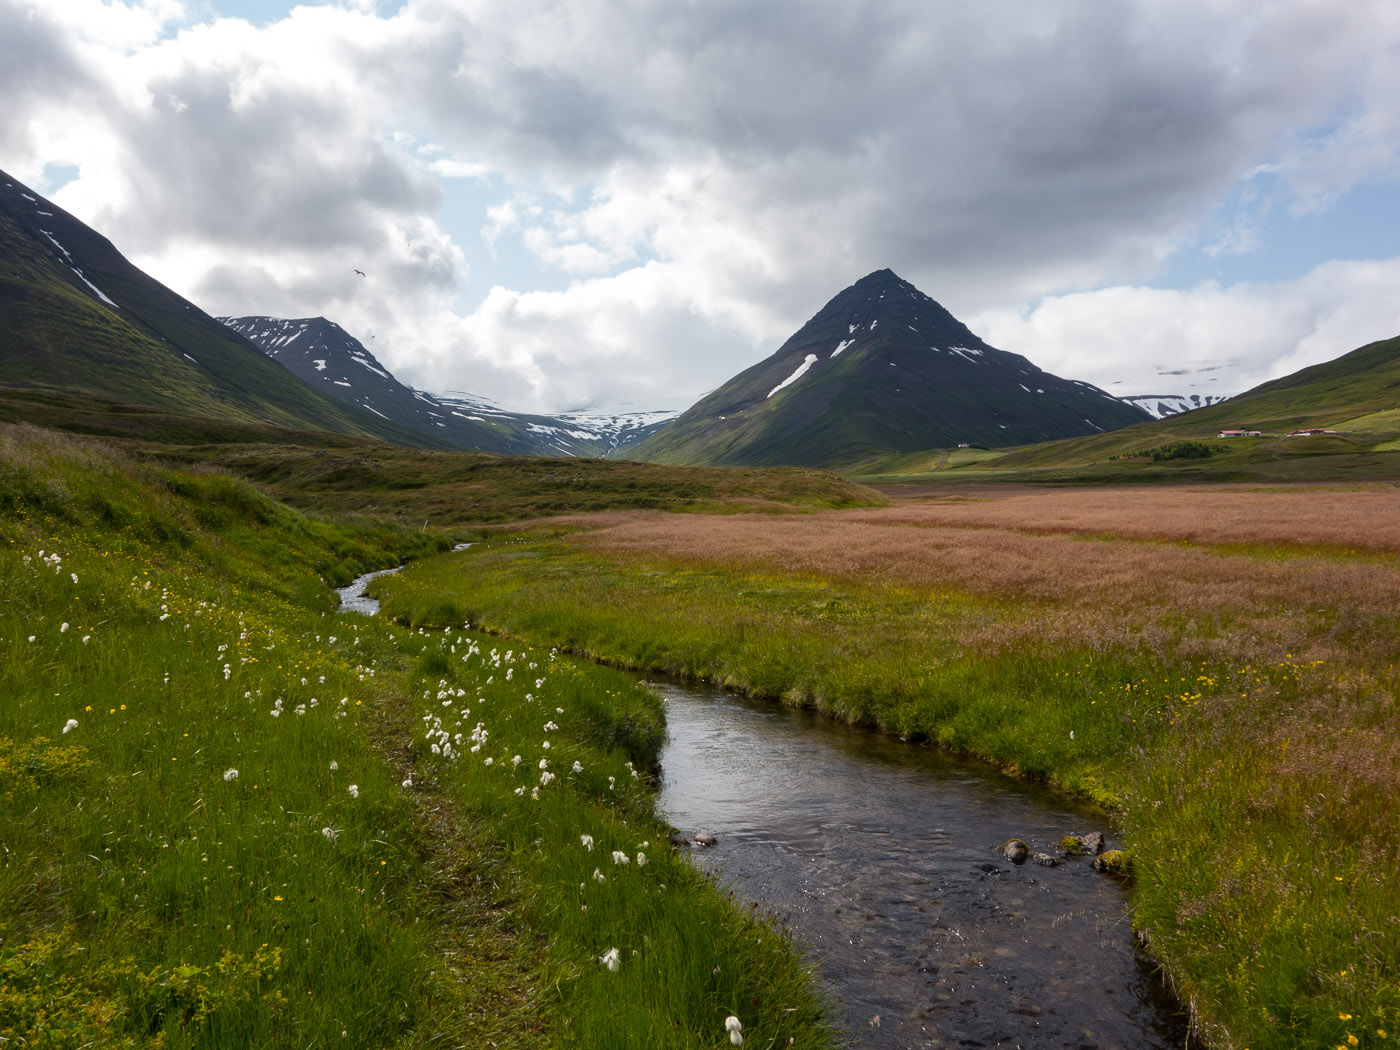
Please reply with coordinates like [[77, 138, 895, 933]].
[[7, 411, 1400, 1050], [374, 507, 1400, 1050], [0, 425, 832, 1049]]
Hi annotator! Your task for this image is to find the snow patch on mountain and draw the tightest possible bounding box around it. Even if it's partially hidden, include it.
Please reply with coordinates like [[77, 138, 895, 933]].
[[769, 354, 819, 398], [1118, 393, 1232, 419]]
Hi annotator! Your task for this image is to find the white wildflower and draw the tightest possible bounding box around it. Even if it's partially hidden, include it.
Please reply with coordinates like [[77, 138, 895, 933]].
[[598, 947, 620, 972], [725, 1015, 743, 1046], [611, 850, 630, 866], [223, 768, 239, 781], [348, 784, 359, 799], [581, 834, 594, 851], [62, 718, 78, 734]]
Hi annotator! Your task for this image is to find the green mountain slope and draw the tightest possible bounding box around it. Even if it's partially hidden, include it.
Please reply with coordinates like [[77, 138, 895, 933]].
[[865, 333, 1400, 483], [0, 170, 446, 448], [634, 269, 1148, 468], [221, 315, 674, 458]]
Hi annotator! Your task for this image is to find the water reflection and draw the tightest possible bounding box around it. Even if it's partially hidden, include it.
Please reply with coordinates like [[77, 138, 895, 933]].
[[656, 682, 1184, 1050]]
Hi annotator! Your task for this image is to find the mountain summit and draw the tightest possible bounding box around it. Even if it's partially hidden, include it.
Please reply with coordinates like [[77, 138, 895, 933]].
[[634, 269, 1149, 467]]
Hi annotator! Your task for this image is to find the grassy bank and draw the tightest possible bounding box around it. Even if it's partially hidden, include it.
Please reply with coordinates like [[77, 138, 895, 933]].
[[145, 441, 886, 525], [0, 424, 833, 1049], [375, 498, 1400, 1050]]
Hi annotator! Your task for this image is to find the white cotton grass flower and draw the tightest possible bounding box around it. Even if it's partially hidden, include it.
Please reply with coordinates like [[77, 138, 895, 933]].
[[223, 768, 239, 781], [571, 760, 583, 774], [401, 778, 413, 789], [321, 826, 338, 842], [348, 784, 359, 799], [636, 852, 647, 866], [725, 1016, 744, 1046], [62, 718, 78, 734], [581, 834, 594, 851], [329, 760, 338, 771], [611, 850, 630, 866], [60, 622, 69, 633], [592, 868, 606, 883], [598, 947, 620, 972]]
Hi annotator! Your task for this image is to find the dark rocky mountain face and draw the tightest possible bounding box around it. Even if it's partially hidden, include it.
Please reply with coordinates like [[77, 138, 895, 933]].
[[222, 316, 674, 458], [0, 168, 439, 447], [634, 269, 1150, 467]]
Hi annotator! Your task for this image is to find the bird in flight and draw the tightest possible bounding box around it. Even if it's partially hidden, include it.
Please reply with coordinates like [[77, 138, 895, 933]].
[[354, 269, 366, 277]]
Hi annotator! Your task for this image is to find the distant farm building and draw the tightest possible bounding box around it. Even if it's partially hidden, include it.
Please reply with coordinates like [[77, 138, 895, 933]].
[[1218, 429, 1262, 438], [1286, 428, 1337, 437]]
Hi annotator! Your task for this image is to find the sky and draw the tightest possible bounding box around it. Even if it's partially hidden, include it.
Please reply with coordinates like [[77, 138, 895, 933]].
[[4, 0, 1400, 414]]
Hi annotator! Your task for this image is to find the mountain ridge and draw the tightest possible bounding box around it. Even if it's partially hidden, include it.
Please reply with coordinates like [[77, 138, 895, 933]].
[[221, 314, 674, 457], [0, 169, 445, 448], [633, 269, 1150, 467]]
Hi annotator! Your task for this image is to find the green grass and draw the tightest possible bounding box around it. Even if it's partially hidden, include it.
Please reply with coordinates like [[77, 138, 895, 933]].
[[148, 441, 886, 525], [849, 334, 1400, 485], [375, 532, 1400, 1050], [0, 424, 835, 1049]]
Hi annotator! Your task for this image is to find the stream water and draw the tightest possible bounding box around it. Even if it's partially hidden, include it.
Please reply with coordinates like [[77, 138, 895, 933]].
[[334, 575, 1184, 1048], [655, 681, 1186, 1050], [334, 565, 403, 615]]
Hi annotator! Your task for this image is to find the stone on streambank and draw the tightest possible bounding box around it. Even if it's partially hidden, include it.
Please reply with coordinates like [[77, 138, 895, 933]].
[[1059, 831, 1106, 856], [999, 839, 1030, 864], [1000, 831, 1113, 871], [667, 830, 719, 848], [1092, 849, 1131, 876]]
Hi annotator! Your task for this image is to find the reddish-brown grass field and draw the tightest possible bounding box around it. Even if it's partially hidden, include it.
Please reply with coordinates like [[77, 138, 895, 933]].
[[559, 482, 1400, 668], [388, 480, 1400, 1047]]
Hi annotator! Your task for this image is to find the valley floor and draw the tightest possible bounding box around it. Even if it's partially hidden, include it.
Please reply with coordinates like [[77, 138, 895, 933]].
[[373, 479, 1400, 1050]]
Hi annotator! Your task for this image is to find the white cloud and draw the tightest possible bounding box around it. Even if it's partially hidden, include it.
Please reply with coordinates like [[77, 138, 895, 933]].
[[968, 257, 1400, 398], [2, 0, 1400, 413]]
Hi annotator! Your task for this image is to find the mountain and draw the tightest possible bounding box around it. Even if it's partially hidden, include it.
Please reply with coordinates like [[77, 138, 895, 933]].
[[1159, 333, 1400, 435], [1119, 393, 1232, 419], [222, 315, 674, 458], [633, 269, 1150, 468], [0, 169, 442, 448], [948, 332, 1400, 480]]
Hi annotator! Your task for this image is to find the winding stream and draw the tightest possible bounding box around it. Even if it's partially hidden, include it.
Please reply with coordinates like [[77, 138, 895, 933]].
[[334, 565, 403, 615], [335, 574, 1184, 1048], [656, 681, 1185, 1050]]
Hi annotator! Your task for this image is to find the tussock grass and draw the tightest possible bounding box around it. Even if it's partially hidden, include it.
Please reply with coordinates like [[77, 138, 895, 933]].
[[0, 424, 834, 1049], [377, 486, 1400, 1050], [148, 441, 886, 525]]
